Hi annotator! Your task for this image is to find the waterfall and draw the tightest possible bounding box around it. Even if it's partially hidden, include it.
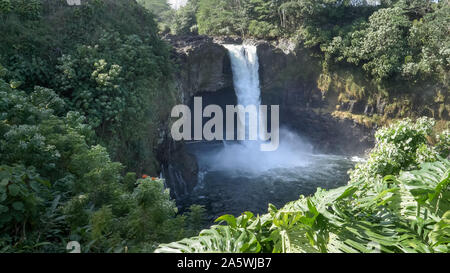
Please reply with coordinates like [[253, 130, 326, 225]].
[[196, 43, 313, 173], [223, 44, 261, 108], [223, 44, 262, 144]]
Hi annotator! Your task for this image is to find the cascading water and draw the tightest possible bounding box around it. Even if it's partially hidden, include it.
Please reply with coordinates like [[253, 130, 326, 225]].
[[204, 44, 314, 172], [179, 44, 358, 220], [223, 44, 262, 144], [223, 45, 261, 109]]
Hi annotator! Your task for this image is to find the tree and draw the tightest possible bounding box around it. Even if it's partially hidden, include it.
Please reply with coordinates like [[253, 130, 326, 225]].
[[171, 0, 199, 35], [197, 0, 249, 36]]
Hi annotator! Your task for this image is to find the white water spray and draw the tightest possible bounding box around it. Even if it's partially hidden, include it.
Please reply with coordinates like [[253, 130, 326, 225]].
[[223, 44, 262, 144], [195, 44, 313, 173], [223, 45, 261, 109]]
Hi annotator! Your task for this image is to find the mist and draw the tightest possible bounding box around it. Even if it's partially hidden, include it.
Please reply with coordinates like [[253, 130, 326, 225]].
[[196, 128, 314, 173]]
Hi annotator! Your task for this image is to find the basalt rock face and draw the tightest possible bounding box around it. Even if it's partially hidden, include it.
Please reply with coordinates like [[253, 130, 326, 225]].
[[254, 40, 376, 155], [166, 35, 234, 101], [161, 35, 377, 198], [160, 35, 235, 198], [284, 110, 375, 155], [157, 137, 199, 200]]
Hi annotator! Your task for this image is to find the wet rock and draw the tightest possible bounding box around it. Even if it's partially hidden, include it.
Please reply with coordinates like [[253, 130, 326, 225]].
[[165, 34, 233, 102], [161, 36, 376, 198], [254, 40, 375, 155], [376, 96, 388, 115], [212, 36, 243, 44], [158, 139, 199, 199]]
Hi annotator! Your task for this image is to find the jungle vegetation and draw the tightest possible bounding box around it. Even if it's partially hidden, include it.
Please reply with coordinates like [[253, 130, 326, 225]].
[[157, 118, 450, 253], [0, 0, 448, 253], [0, 0, 205, 253], [155, 0, 449, 122]]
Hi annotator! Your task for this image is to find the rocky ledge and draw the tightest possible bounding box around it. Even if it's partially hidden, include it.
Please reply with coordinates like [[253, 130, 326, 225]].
[[162, 35, 379, 197], [165, 35, 233, 101]]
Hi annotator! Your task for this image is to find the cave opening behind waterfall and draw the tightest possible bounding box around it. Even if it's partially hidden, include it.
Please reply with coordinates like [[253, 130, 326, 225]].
[[176, 44, 360, 222]]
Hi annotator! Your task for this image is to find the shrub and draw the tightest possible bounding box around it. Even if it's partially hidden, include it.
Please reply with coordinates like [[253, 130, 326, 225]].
[[0, 165, 49, 232], [156, 118, 450, 253], [349, 117, 437, 183], [0, 79, 206, 253], [436, 130, 450, 158], [55, 30, 175, 174], [11, 0, 41, 20]]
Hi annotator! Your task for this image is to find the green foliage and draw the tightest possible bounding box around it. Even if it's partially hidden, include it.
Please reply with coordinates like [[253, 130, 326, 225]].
[[156, 212, 263, 253], [195, 0, 284, 37], [127, 178, 178, 241], [404, 3, 450, 85], [248, 20, 280, 39], [436, 130, 450, 158], [170, 0, 199, 35], [137, 0, 199, 36], [56, 31, 170, 128], [156, 118, 450, 253], [0, 165, 49, 232], [0, 0, 176, 175], [338, 7, 411, 80], [192, 0, 448, 102], [349, 117, 437, 182], [137, 0, 171, 15], [10, 0, 42, 20], [197, 0, 247, 36], [136, 0, 174, 33], [0, 79, 206, 253], [184, 204, 207, 236], [54, 29, 175, 173], [0, 0, 12, 15]]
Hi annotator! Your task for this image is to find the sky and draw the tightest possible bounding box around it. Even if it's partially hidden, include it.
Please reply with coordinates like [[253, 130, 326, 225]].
[[167, 0, 188, 10]]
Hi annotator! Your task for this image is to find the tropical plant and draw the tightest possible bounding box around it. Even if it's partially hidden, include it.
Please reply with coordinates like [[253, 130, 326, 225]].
[[156, 157, 450, 253], [0, 76, 205, 253], [0, 0, 177, 176], [156, 118, 450, 253]]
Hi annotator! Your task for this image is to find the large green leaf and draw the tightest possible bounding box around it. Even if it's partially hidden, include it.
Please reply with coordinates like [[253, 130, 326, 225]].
[[155, 158, 450, 253]]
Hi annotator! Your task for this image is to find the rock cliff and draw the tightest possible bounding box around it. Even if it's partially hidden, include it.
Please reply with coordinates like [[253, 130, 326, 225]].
[[161, 35, 379, 197]]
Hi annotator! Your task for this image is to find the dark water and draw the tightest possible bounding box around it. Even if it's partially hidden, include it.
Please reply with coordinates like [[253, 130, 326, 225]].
[[178, 142, 358, 222]]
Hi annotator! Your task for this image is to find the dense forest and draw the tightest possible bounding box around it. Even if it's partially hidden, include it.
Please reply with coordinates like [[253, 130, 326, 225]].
[[0, 0, 205, 253], [153, 0, 449, 123], [0, 0, 449, 253]]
